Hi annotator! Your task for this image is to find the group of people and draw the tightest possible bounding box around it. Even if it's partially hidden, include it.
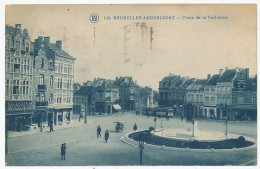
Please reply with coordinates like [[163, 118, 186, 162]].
[[59, 122, 138, 160], [135, 110, 140, 115], [97, 126, 110, 143]]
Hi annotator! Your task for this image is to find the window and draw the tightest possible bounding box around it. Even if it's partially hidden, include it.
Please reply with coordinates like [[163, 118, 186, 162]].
[[16, 41, 20, 50], [206, 89, 209, 93], [211, 89, 215, 93], [211, 97, 215, 104], [238, 95, 244, 103], [13, 85, 19, 95], [6, 80, 9, 95], [14, 64, 20, 72], [206, 97, 209, 104], [41, 58, 44, 68], [39, 75, 44, 85], [227, 87, 231, 93], [26, 43, 29, 51], [6, 38, 11, 49], [50, 76, 54, 86], [40, 93, 45, 102], [57, 79, 63, 89], [49, 60, 53, 69]]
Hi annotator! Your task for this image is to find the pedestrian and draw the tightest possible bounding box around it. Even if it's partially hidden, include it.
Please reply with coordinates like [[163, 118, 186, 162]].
[[49, 121, 54, 132], [136, 110, 138, 115], [181, 115, 184, 121], [97, 125, 101, 138], [166, 111, 169, 121], [61, 144, 64, 160], [104, 130, 109, 143], [133, 123, 137, 131]]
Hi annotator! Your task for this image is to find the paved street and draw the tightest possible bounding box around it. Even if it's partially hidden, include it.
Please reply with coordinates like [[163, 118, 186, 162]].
[[6, 112, 257, 166]]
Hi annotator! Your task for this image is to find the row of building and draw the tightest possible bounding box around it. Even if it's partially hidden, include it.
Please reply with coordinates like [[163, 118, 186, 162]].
[[159, 68, 257, 121], [73, 77, 154, 115], [5, 24, 75, 131]]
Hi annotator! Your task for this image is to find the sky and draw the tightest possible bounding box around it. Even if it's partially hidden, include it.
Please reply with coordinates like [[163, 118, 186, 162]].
[[5, 4, 257, 90]]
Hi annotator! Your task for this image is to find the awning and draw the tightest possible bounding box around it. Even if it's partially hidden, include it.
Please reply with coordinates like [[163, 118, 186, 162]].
[[232, 105, 257, 110], [113, 104, 122, 110]]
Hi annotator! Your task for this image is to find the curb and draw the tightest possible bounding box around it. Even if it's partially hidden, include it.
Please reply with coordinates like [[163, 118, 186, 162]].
[[121, 130, 257, 153]]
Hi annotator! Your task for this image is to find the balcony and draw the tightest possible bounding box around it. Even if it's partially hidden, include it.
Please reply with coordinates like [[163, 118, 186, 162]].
[[36, 101, 48, 107], [38, 85, 47, 91]]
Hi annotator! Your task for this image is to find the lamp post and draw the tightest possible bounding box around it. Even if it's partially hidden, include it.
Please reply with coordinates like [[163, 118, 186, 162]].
[[154, 117, 157, 129], [139, 141, 144, 165], [84, 110, 87, 124], [160, 115, 163, 128], [192, 120, 195, 137], [224, 119, 228, 136]]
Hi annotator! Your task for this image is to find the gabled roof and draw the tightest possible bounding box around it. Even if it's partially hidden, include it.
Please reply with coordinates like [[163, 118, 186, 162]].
[[74, 86, 93, 95], [187, 79, 207, 90], [217, 69, 236, 83], [181, 78, 194, 89], [94, 79, 118, 90], [48, 43, 75, 60], [114, 77, 137, 87], [161, 75, 178, 82], [205, 74, 220, 86]]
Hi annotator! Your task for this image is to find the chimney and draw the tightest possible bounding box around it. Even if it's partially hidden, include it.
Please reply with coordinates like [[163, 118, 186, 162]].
[[15, 24, 22, 30], [55, 40, 62, 50], [207, 74, 211, 80], [38, 36, 43, 48], [245, 68, 249, 78], [44, 37, 50, 46], [235, 67, 240, 72], [219, 69, 224, 75]]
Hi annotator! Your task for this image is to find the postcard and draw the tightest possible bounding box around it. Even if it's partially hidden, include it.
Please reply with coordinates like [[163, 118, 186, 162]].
[[3, 3, 257, 167]]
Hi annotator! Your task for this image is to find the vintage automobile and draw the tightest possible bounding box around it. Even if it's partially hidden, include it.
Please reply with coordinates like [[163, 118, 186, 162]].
[[114, 121, 124, 132]]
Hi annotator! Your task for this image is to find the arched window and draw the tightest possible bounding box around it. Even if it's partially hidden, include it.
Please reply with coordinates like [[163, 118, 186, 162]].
[[39, 74, 44, 85], [49, 59, 53, 69], [40, 93, 45, 102], [41, 58, 44, 68]]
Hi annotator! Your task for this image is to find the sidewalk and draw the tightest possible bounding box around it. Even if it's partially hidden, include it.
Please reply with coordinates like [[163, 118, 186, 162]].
[[7, 112, 129, 138], [8, 117, 87, 138]]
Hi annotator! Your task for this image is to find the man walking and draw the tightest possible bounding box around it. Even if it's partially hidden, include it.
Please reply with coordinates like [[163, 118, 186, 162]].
[[97, 125, 101, 138], [105, 130, 109, 143], [133, 123, 137, 131], [49, 121, 54, 132]]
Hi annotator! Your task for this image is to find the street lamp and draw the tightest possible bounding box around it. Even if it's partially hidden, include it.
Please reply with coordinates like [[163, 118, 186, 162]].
[[84, 110, 87, 124], [139, 141, 144, 165], [192, 120, 195, 137], [154, 117, 157, 129], [224, 119, 228, 136], [160, 116, 163, 128]]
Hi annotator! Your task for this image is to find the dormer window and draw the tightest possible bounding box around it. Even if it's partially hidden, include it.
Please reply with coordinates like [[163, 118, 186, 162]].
[[25, 43, 29, 51], [239, 83, 243, 88], [16, 41, 20, 50], [49, 59, 53, 69], [41, 58, 44, 68]]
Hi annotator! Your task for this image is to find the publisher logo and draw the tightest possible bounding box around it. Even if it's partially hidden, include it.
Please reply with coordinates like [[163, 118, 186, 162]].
[[89, 13, 99, 23]]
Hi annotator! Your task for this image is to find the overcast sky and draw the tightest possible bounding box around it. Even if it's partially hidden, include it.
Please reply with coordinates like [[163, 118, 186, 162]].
[[6, 5, 256, 90]]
